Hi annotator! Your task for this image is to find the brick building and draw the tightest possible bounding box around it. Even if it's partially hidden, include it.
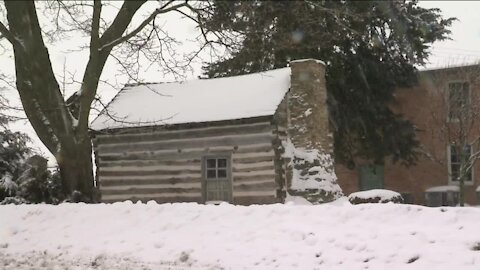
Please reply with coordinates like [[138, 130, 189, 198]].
[[336, 64, 480, 206]]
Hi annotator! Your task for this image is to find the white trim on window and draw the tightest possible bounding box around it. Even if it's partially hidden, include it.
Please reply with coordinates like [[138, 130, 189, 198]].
[[447, 144, 474, 185], [204, 156, 230, 181]]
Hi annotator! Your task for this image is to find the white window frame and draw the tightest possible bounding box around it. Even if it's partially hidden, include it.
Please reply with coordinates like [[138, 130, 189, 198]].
[[447, 144, 474, 185], [204, 156, 230, 181], [447, 81, 471, 123]]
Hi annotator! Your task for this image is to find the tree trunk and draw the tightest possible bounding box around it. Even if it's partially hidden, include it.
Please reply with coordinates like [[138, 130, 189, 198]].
[[459, 177, 465, 207], [57, 139, 95, 202], [2, 0, 158, 202], [3, 1, 97, 201]]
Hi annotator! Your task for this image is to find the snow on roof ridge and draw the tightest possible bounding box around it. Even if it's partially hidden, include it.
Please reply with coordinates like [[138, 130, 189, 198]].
[[290, 58, 326, 66], [124, 81, 170, 88], [419, 62, 480, 72], [123, 67, 291, 88]]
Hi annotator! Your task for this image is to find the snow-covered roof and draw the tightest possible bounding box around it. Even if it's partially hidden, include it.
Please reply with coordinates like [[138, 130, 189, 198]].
[[425, 185, 460, 193], [90, 67, 291, 130], [418, 63, 480, 72], [290, 58, 326, 65]]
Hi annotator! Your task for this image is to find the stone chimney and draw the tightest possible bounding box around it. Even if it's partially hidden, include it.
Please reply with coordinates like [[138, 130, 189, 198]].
[[281, 59, 342, 203], [288, 59, 331, 153]]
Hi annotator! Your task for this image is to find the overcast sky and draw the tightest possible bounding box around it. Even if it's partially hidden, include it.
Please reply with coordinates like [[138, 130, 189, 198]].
[[418, 1, 480, 67], [1, 1, 480, 165]]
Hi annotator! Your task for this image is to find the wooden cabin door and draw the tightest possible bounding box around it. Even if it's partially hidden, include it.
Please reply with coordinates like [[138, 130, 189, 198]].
[[203, 156, 232, 203]]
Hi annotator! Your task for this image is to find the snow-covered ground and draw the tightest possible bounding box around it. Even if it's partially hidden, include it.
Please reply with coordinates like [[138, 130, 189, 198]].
[[1, 200, 480, 269]]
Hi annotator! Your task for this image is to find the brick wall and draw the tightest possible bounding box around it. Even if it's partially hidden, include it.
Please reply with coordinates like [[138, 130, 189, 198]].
[[336, 65, 480, 205]]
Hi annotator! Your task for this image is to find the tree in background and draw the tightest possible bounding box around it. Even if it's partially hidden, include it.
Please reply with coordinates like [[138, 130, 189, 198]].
[[202, 0, 454, 168], [0, 1, 232, 200], [0, 95, 64, 204], [0, 112, 31, 200]]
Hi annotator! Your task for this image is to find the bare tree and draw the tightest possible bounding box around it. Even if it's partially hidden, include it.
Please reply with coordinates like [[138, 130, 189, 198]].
[[422, 63, 480, 206], [0, 0, 232, 201]]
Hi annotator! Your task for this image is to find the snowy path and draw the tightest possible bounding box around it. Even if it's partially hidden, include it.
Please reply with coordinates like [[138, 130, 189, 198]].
[[0, 250, 218, 270], [1, 200, 480, 269]]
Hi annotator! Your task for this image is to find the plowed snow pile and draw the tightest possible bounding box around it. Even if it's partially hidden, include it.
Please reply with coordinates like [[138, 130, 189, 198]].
[[1, 200, 480, 269]]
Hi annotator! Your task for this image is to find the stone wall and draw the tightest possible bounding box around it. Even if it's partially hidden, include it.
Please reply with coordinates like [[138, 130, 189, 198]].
[[288, 59, 332, 153], [283, 59, 342, 203]]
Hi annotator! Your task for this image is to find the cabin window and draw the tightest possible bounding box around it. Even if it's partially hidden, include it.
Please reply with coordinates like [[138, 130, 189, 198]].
[[205, 157, 229, 180], [448, 144, 473, 183], [448, 82, 470, 121]]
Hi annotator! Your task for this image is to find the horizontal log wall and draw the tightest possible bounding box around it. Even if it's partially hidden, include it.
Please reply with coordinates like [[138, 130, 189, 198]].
[[272, 92, 289, 201], [94, 121, 281, 204]]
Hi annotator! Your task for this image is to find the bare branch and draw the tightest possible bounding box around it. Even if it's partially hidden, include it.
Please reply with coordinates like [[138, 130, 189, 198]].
[[0, 21, 15, 45], [98, 2, 188, 51], [76, 1, 146, 131], [158, 0, 175, 10], [90, 0, 102, 50], [90, 93, 177, 133], [43, 1, 92, 42], [176, 3, 239, 51]]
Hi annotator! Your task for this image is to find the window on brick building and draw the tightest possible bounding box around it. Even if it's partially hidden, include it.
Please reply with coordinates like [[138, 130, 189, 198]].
[[425, 189, 459, 207], [448, 144, 473, 183], [448, 82, 470, 121]]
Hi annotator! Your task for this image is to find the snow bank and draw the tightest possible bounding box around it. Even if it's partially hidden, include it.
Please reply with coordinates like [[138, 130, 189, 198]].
[[2, 202, 480, 269], [284, 194, 313, 205], [91, 68, 291, 130], [348, 189, 403, 203]]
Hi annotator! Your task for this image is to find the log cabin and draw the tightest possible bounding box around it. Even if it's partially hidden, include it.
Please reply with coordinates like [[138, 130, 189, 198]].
[[90, 59, 342, 205]]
